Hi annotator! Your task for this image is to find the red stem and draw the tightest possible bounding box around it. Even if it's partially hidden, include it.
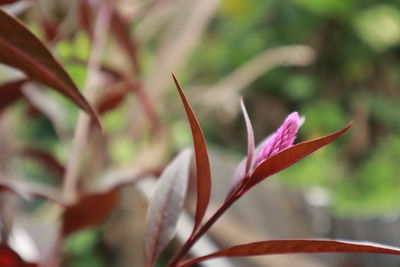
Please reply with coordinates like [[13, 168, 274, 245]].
[[166, 194, 240, 267]]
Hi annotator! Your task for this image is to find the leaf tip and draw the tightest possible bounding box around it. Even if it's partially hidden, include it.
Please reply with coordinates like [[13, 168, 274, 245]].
[[92, 113, 103, 132]]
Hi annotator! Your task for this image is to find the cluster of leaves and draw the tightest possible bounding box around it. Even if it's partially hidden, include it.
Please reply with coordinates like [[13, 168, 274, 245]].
[[0, 0, 400, 267], [0, 1, 155, 266], [139, 76, 400, 266]]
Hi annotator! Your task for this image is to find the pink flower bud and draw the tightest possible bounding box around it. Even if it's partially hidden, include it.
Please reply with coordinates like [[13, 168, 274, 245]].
[[255, 112, 301, 166]]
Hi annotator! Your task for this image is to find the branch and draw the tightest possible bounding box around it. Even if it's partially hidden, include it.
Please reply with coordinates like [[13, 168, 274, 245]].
[[194, 45, 315, 119], [62, 0, 112, 203]]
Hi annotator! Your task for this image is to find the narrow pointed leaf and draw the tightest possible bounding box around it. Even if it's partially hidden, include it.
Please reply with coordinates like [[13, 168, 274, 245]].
[[40, 18, 61, 43], [172, 74, 211, 233], [78, 0, 92, 34], [240, 98, 255, 177], [0, 9, 100, 128], [144, 149, 192, 267], [246, 122, 352, 190], [62, 189, 119, 236], [110, 10, 140, 72], [227, 99, 255, 197], [180, 239, 400, 266], [78, 2, 139, 72]]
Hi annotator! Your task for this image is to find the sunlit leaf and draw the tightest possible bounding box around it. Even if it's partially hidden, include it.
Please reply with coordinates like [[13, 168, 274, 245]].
[[144, 149, 192, 267]]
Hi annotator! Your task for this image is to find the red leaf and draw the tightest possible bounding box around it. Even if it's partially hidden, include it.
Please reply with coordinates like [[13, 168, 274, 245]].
[[62, 189, 119, 236], [110, 10, 140, 72], [39, 18, 61, 43], [245, 122, 352, 191], [0, 0, 22, 5], [0, 244, 24, 267], [180, 239, 400, 266], [172, 74, 211, 233], [144, 149, 192, 267], [78, 1, 139, 72], [78, 0, 93, 34], [96, 84, 128, 115], [0, 244, 36, 267], [0, 9, 101, 129], [0, 79, 27, 113]]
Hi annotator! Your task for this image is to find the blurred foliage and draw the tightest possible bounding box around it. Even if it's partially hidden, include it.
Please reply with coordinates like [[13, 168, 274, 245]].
[[10, 0, 400, 222], [335, 136, 400, 215], [65, 230, 109, 267], [186, 0, 400, 216], [2, 0, 400, 266]]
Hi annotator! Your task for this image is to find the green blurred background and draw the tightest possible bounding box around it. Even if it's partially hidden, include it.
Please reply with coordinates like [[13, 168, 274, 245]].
[[189, 0, 400, 216]]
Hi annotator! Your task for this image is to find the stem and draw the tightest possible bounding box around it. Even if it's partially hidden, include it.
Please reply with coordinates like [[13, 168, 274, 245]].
[[166, 195, 239, 267], [62, 0, 112, 203]]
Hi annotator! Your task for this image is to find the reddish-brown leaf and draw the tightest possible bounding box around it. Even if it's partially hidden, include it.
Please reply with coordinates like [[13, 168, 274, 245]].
[[0, 0, 22, 5], [144, 149, 192, 267], [110, 10, 140, 72], [62, 189, 119, 236], [78, 1, 139, 72], [96, 84, 128, 115], [0, 243, 28, 267], [40, 18, 61, 43], [78, 0, 93, 34], [180, 239, 400, 266], [0, 9, 100, 128], [245, 122, 352, 191], [0, 78, 27, 113], [172, 74, 211, 233]]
